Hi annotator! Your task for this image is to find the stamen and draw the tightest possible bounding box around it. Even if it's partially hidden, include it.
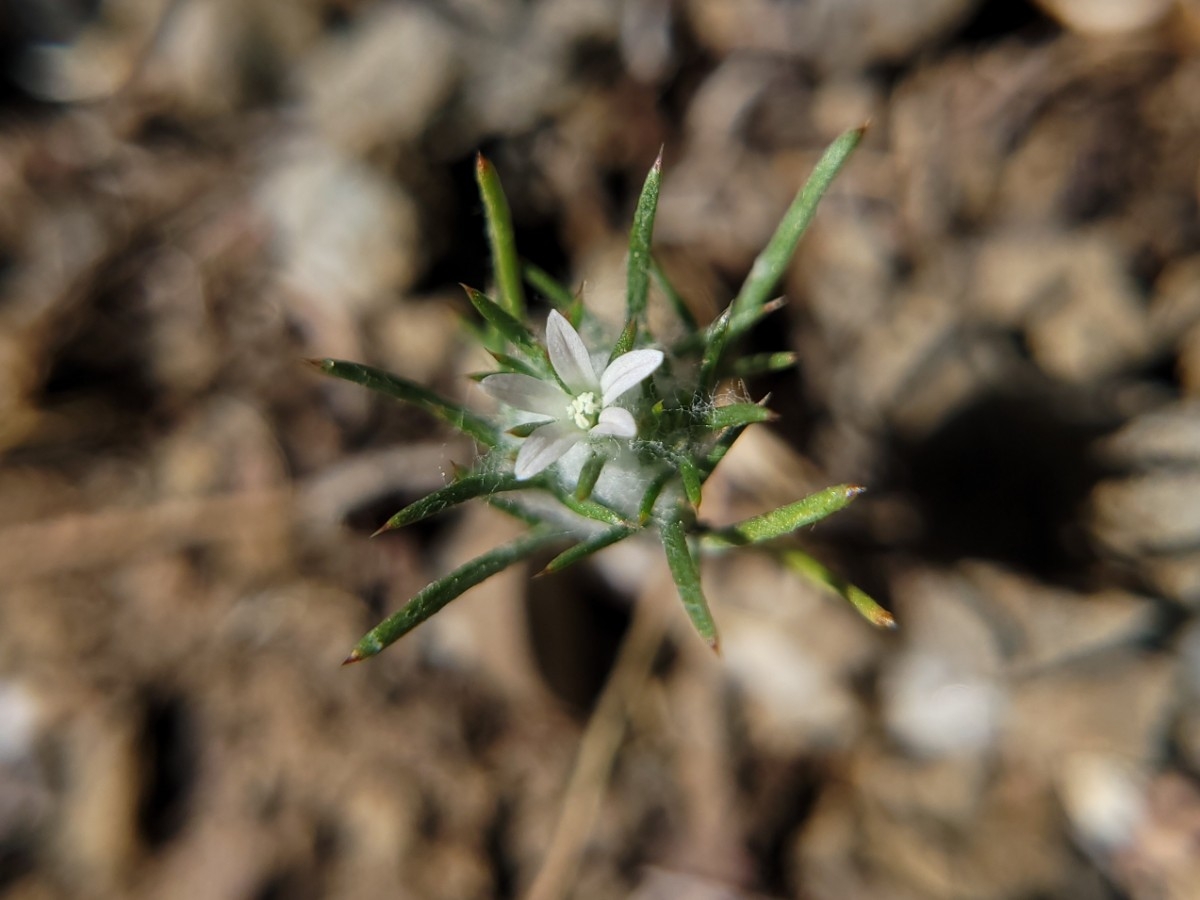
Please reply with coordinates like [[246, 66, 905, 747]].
[[567, 392, 602, 429]]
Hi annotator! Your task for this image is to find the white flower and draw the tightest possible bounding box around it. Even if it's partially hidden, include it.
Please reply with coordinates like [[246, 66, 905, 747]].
[[481, 310, 664, 479]]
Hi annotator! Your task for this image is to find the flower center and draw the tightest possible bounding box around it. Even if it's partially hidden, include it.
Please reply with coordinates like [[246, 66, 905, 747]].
[[567, 391, 602, 430]]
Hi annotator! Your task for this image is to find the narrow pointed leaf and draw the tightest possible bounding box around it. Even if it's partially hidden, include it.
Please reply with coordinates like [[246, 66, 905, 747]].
[[476, 153, 525, 318], [608, 318, 638, 363], [650, 256, 697, 332], [539, 524, 637, 575], [463, 285, 547, 364], [373, 471, 526, 535], [778, 548, 895, 629], [638, 469, 674, 524], [488, 349, 542, 378], [701, 484, 865, 548], [343, 527, 562, 663], [530, 476, 631, 527], [483, 495, 545, 526], [697, 306, 733, 397], [575, 452, 606, 501], [680, 457, 703, 510], [704, 402, 774, 430], [700, 421, 746, 479], [671, 293, 787, 358], [729, 126, 863, 338], [309, 359, 497, 447], [524, 262, 577, 313], [660, 513, 719, 651], [462, 315, 506, 356], [626, 149, 662, 329], [731, 351, 798, 378], [506, 421, 544, 438]]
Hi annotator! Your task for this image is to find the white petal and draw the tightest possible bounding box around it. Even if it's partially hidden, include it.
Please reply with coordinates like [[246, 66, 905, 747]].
[[514, 420, 582, 479], [546, 310, 598, 394], [590, 406, 636, 438], [600, 348, 663, 405], [481, 373, 567, 417]]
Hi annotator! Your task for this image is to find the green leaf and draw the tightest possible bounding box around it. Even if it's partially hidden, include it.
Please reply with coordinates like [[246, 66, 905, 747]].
[[608, 318, 639, 363], [697, 306, 732, 398], [625, 149, 663, 330], [524, 262, 577, 314], [650, 256, 697, 332], [704, 402, 774, 430], [487, 349, 542, 378], [308, 359, 498, 448], [778, 548, 895, 630], [482, 495, 545, 526], [530, 475, 632, 527], [462, 315, 506, 357], [660, 512, 719, 651], [701, 484, 865, 548], [680, 457, 703, 510], [506, 421, 544, 438], [637, 469, 674, 524], [343, 527, 563, 663], [475, 153, 526, 318], [552, 491, 632, 528], [539, 524, 637, 575], [575, 452, 606, 501], [373, 471, 525, 535], [729, 126, 864, 338], [731, 351, 798, 378], [699, 413, 756, 481], [463, 285, 547, 365]]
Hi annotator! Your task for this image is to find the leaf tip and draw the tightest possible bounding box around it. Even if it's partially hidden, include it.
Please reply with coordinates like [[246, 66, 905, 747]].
[[370, 520, 397, 539], [341, 649, 366, 666], [872, 609, 897, 630]]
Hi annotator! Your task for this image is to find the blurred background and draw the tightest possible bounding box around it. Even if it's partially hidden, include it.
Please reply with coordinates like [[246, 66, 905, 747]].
[[1, 0, 1199, 898]]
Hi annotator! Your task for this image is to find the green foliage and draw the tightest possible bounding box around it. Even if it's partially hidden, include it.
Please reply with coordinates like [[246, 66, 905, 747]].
[[316, 128, 891, 663]]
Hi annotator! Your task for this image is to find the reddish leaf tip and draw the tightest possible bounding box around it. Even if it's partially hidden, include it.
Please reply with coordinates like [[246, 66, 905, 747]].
[[369, 521, 395, 539], [873, 609, 897, 630], [341, 650, 364, 666]]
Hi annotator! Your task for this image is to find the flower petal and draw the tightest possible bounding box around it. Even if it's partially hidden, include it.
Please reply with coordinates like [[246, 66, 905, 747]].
[[514, 420, 582, 479], [600, 348, 663, 405], [481, 373, 567, 417], [591, 406, 636, 438], [546, 310, 598, 394]]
